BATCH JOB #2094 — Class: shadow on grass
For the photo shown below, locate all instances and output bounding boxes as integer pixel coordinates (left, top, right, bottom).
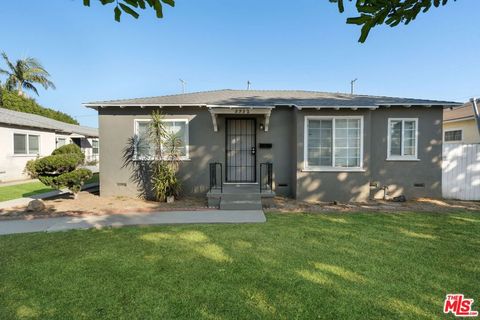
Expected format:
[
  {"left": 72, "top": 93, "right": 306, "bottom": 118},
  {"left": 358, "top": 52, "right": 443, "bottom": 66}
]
[
  {"left": 22, "top": 188, "right": 55, "bottom": 198},
  {"left": 0, "top": 212, "right": 479, "bottom": 319}
]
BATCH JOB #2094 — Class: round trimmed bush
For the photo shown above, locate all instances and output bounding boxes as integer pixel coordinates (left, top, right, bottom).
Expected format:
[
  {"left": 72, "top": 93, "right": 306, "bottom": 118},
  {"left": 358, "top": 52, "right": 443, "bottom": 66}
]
[{"left": 25, "top": 143, "right": 92, "bottom": 198}]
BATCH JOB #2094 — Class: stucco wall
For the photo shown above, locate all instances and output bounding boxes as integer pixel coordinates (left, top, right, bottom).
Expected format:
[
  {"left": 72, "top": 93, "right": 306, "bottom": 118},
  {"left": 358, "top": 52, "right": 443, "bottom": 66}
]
[
  {"left": 443, "top": 119, "right": 480, "bottom": 144},
  {"left": 294, "top": 109, "right": 371, "bottom": 202},
  {"left": 98, "top": 106, "right": 295, "bottom": 198},
  {"left": 293, "top": 106, "right": 443, "bottom": 202},
  {"left": 369, "top": 107, "right": 443, "bottom": 199},
  {"left": 99, "top": 106, "right": 443, "bottom": 202},
  {"left": 0, "top": 125, "right": 57, "bottom": 182}
]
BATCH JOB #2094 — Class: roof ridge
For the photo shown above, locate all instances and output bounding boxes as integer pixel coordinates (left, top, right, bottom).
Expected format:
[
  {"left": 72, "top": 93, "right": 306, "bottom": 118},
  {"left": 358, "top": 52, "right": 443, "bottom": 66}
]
[{"left": 86, "top": 89, "right": 234, "bottom": 104}]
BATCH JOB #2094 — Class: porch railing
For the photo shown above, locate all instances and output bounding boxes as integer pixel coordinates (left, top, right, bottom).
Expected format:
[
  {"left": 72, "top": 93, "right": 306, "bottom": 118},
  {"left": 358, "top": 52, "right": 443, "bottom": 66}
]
[
  {"left": 259, "top": 162, "right": 273, "bottom": 193},
  {"left": 209, "top": 162, "right": 223, "bottom": 193}
]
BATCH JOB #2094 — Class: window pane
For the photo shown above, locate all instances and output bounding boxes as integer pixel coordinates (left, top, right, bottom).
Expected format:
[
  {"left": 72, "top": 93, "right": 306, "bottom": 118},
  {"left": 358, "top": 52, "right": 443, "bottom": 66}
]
[
  {"left": 136, "top": 121, "right": 152, "bottom": 158},
  {"left": 164, "top": 121, "right": 187, "bottom": 157},
  {"left": 14, "top": 134, "right": 26, "bottom": 154},
  {"left": 334, "top": 119, "right": 360, "bottom": 167},
  {"left": 92, "top": 140, "right": 99, "bottom": 154},
  {"left": 28, "top": 135, "right": 39, "bottom": 154},
  {"left": 403, "top": 121, "right": 416, "bottom": 156},
  {"left": 56, "top": 138, "right": 66, "bottom": 148},
  {"left": 308, "top": 120, "right": 332, "bottom": 166},
  {"left": 390, "top": 121, "right": 402, "bottom": 156},
  {"left": 445, "top": 130, "right": 462, "bottom": 142}
]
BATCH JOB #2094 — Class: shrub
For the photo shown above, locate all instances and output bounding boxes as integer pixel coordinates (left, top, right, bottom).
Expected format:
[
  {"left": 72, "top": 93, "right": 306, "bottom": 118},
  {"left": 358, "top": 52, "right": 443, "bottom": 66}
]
[
  {"left": 52, "top": 144, "right": 82, "bottom": 156},
  {"left": 24, "top": 159, "right": 39, "bottom": 178},
  {"left": 54, "top": 169, "right": 93, "bottom": 194},
  {"left": 1, "top": 90, "right": 78, "bottom": 124},
  {"left": 152, "top": 162, "right": 181, "bottom": 202},
  {"left": 24, "top": 144, "right": 92, "bottom": 198},
  {"left": 33, "top": 154, "right": 83, "bottom": 174}
]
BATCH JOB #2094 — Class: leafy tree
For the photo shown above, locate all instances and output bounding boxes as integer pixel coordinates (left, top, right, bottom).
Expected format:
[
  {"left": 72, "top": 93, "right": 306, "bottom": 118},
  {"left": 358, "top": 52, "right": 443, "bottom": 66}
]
[
  {"left": 26, "top": 144, "right": 92, "bottom": 199},
  {"left": 330, "top": 0, "right": 454, "bottom": 42},
  {"left": 1, "top": 90, "right": 79, "bottom": 125},
  {"left": 83, "top": 0, "right": 175, "bottom": 22},
  {"left": 0, "top": 52, "right": 55, "bottom": 96},
  {"left": 83, "top": 0, "right": 454, "bottom": 43}
]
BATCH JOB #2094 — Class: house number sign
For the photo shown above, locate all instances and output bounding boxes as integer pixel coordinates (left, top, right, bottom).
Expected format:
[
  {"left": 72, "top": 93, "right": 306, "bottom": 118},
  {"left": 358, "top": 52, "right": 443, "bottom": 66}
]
[{"left": 234, "top": 109, "right": 250, "bottom": 114}]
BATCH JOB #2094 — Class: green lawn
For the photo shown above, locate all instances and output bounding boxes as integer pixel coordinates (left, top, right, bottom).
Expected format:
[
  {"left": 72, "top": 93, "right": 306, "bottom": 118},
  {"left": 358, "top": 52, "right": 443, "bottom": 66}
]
[
  {"left": 0, "top": 212, "right": 479, "bottom": 319},
  {"left": 0, "top": 173, "right": 99, "bottom": 202}
]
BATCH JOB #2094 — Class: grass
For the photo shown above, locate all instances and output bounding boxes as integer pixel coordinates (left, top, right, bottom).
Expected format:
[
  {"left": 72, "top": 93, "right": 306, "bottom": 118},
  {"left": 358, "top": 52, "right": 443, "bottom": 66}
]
[
  {"left": 0, "top": 173, "right": 99, "bottom": 202},
  {"left": 0, "top": 211, "right": 479, "bottom": 319}
]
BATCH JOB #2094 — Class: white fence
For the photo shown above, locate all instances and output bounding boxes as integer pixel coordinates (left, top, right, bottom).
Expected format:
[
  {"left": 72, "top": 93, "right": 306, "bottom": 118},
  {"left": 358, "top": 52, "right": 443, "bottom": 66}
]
[{"left": 442, "top": 143, "right": 480, "bottom": 200}]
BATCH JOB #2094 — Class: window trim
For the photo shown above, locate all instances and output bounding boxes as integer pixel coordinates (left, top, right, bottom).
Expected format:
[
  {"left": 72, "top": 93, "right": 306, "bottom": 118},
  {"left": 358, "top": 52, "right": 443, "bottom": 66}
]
[
  {"left": 13, "top": 133, "right": 40, "bottom": 156},
  {"left": 387, "top": 118, "right": 419, "bottom": 161},
  {"left": 444, "top": 128, "right": 463, "bottom": 143},
  {"left": 133, "top": 118, "right": 190, "bottom": 161},
  {"left": 303, "top": 115, "right": 364, "bottom": 172},
  {"left": 92, "top": 139, "right": 99, "bottom": 155},
  {"left": 56, "top": 137, "right": 68, "bottom": 148}
]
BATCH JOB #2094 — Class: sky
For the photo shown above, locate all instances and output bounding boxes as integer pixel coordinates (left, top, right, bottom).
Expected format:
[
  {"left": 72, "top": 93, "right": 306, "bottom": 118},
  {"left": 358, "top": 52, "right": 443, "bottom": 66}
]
[{"left": 0, "top": 0, "right": 479, "bottom": 128}]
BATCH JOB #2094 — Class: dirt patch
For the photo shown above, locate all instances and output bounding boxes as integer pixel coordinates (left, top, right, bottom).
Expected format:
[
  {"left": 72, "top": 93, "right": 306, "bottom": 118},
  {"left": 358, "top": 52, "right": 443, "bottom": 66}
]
[
  {"left": 266, "top": 197, "right": 480, "bottom": 214},
  {"left": 0, "top": 191, "right": 209, "bottom": 221}
]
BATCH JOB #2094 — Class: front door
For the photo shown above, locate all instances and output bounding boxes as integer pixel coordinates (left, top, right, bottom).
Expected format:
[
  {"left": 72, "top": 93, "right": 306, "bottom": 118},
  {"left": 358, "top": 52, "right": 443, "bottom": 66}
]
[{"left": 225, "top": 118, "right": 256, "bottom": 182}]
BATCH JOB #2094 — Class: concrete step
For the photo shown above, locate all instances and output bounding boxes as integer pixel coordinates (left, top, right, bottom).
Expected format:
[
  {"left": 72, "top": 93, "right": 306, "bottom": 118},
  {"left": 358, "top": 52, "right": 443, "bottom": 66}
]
[{"left": 219, "top": 194, "right": 263, "bottom": 210}]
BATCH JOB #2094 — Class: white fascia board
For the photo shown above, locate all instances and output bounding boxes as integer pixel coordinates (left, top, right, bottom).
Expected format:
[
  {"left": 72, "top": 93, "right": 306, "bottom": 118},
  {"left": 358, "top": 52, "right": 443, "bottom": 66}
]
[
  {"left": 378, "top": 103, "right": 462, "bottom": 107},
  {"left": 296, "top": 105, "right": 379, "bottom": 110},
  {"left": 82, "top": 103, "right": 207, "bottom": 108}
]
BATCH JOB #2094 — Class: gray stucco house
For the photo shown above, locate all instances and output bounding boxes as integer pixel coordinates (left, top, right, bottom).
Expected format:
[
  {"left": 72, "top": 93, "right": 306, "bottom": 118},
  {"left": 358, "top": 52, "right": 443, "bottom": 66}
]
[{"left": 85, "top": 89, "right": 460, "bottom": 204}]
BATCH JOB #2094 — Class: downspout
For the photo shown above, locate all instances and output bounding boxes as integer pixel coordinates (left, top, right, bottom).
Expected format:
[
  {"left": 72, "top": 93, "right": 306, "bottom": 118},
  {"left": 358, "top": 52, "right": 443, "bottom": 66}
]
[{"left": 470, "top": 98, "right": 480, "bottom": 137}]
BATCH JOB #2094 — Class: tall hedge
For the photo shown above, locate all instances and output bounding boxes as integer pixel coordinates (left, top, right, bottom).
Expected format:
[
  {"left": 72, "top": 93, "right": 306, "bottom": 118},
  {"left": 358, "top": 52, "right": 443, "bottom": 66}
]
[{"left": 1, "top": 90, "right": 78, "bottom": 125}]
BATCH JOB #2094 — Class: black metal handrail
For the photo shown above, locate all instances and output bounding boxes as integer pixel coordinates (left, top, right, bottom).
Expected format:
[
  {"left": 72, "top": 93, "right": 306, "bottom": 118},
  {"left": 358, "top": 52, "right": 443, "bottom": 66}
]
[
  {"left": 259, "top": 162, "right": 273, "bottom": 193},
  {"left": 209, "top": 162, "right": 223, "bottom": 193}
]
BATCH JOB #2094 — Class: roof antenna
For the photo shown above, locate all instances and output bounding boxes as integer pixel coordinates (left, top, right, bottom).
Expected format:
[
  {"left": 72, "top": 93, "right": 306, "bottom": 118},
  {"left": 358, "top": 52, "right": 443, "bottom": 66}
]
[
  {"left": 247, "top": 80, "right": 251, "bottom": 90},
  {"left": 350, "top": 78, "right": 358, "bottom": 95},
  {"left": 179, "top": 79, "right": 186, "bottom": 94}
]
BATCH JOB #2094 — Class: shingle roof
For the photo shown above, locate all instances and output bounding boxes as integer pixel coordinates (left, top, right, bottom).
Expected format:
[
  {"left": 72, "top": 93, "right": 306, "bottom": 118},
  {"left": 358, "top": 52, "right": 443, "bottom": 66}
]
[
  {"left": 85, "top": 89, "right": 461, "bottom": 108},
  {"left": 0, "top": 108, "right": 98, "bottom": 137},
  {"left": 444, "top": 103, "right": 476, "bottom": 122}
]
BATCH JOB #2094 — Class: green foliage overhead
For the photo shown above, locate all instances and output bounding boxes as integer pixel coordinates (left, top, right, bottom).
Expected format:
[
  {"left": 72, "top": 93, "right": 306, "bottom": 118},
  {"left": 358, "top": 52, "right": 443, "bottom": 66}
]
[
  {"left": 83, "top": 0, "right": 175, "bottom": 22},
  {"left": 331, "top": 0, "right": 454, "bottom": 42},
  {"left": 26, "top": 144, "right": 92, "bottom": 197},
  {"left": 83, "top": 0, "right": 454, "bottom": 43},
  {"left": 1, "top": 90, "right": 79, "bottom": 125}
]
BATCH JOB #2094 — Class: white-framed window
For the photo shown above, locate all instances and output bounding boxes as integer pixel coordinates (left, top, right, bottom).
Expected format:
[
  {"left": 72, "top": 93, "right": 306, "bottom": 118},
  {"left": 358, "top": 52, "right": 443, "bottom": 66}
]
[
  {"left": 304, "top": 116, "right": 363, "bottom": 171},
  {"left": 13, "top": 133, "right": 40, "bottom": 155},
  {"left": 444, "top": 129, "right": 462, "bottom": 142},
  {"left": 134, "top": 118, "right": 189, "bottom": 160},
  {"left": 56, "top": 137, "right": 67, "bottom": 148},
  {"left": 387, "top": 118, "right": 418, "bottom": 160},
  {"left": 92, "top": 139, "right": 99, "bottom": 155}
]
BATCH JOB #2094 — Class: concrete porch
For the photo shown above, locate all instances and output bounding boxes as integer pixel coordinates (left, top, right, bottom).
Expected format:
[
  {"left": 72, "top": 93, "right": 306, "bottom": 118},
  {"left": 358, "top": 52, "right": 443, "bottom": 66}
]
[{"left": 207, "top": 184, "right": 275, "bottom": 210}]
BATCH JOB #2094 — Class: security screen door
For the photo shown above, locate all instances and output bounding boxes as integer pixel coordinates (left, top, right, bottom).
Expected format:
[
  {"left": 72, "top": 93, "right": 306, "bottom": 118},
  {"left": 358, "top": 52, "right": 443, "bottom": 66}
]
[{"left": 225, "top": 118, "right": 256, "bottom": 182}]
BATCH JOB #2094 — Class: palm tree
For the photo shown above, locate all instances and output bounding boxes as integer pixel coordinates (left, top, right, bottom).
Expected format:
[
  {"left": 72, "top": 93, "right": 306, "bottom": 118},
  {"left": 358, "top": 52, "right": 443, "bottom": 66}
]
[{"left": 0, "top": 52, "right": 55, "bottom": 96}]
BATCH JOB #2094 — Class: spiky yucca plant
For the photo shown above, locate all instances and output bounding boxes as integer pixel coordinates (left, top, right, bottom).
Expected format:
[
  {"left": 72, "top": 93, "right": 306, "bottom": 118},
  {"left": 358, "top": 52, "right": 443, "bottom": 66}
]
[{"left": 148, "top": 110, "right": 182, "bottom": 202}]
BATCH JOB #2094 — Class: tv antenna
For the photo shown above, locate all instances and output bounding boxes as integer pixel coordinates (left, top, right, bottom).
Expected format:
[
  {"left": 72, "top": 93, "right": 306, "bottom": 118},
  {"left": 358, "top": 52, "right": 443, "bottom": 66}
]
[
  {"left": 350, "top": 78, "right": 358, "bottom": 95},
  {"left": 179, "top": 79, "right": 186, "bottom": 93}
]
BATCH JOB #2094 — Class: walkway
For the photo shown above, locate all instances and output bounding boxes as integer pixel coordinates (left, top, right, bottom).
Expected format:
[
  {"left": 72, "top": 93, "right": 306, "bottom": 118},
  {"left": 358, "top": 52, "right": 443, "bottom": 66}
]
[
  {"left": 0, "top": 210, "right": 266, "bottom": 235},
  {"left": 0, "top": 182, "right": 99, "bottom": 210}
]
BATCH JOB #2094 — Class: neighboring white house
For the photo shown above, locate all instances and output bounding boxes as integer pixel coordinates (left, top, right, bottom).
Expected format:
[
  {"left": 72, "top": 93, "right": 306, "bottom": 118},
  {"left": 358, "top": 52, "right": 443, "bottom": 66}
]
[
  {"left": 443, "top": 103, "right": 480, "bottom": 144},
  {"left": 0, "top": 108, "right": 99, "bottom": 182}
]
